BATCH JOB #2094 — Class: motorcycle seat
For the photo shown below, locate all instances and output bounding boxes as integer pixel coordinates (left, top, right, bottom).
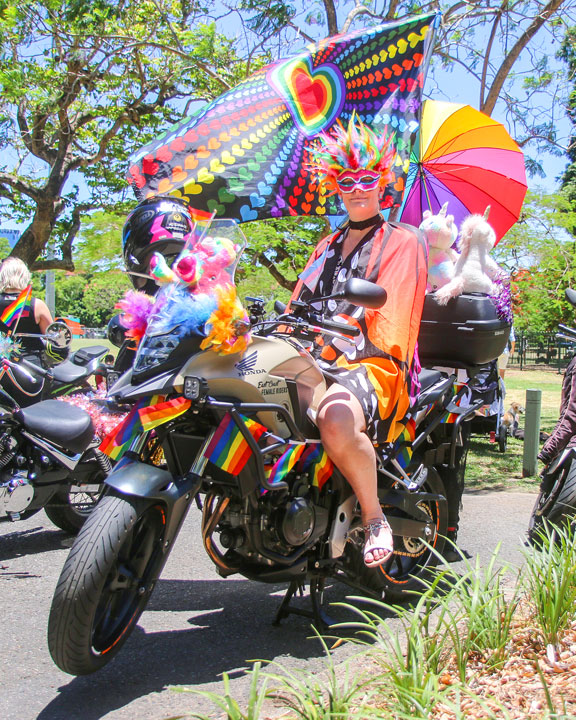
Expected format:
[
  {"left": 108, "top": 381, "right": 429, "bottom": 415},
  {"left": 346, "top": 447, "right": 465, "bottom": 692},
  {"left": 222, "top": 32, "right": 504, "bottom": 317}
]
[
  {"left": 15, "top": 399, "right": 94, "bottom": 454},
  {"left": 71, "top": 345, "right": 109, "bottom": 366},
  {"left": 51, "top": 361, "right": 89, "bottom": 383}
]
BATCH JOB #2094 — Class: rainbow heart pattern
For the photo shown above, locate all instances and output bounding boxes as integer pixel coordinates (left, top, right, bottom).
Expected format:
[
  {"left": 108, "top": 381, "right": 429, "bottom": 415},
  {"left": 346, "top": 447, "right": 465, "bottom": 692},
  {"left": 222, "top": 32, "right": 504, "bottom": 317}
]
[
  {"left": 267, "top": 56, "right": 345, "bottom": 137},
  {"left": 127, "top": 12, "right": 440, "bottom": 222}
]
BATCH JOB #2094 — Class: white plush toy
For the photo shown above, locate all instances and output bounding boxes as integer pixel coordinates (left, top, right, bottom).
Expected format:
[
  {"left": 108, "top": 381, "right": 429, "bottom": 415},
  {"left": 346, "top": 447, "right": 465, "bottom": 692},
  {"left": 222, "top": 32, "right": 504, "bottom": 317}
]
[
  {"left": 435, "top": 206, "right": 501, "bottom": 306},
  {"left": 419, "top": 202, "right": 458, "bottom": 292}
]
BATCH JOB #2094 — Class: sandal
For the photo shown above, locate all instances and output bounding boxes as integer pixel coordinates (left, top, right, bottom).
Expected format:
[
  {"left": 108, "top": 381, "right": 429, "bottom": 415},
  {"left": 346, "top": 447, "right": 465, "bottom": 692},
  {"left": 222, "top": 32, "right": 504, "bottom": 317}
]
[{"left": 363, "top": 518, "right": 394, "bottom": 568}]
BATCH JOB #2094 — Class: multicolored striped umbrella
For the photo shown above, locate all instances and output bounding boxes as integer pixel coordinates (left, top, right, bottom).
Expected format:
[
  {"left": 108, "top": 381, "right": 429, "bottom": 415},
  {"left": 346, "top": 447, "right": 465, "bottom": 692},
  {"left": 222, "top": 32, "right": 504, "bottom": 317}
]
[
  {"left": 126, "top": 12, "right": 440, "bottom": 221},
  {"left": 399, "top": 100, "right": 527, "bottom": 243}
]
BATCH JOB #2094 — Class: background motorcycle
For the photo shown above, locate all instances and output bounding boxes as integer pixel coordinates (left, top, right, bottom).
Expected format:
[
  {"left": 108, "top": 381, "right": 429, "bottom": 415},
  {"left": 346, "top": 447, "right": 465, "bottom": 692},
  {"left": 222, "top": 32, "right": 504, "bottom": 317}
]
[
  {"left": 528, "top": 288, "right": 576, "bottom": 542},
  {"left": 2, "top": 322, "right": 111, "bottom": 406},
  {"left": 0, "top": 326, "right": 111, "bottom": 533},
  {"left": 47, "top": 220, "right": 479, "bottom": 675}
]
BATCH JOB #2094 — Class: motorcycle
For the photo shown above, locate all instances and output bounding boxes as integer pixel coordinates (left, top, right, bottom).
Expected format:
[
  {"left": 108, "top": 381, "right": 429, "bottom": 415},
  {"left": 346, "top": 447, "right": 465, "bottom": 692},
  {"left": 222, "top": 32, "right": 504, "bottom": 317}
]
[
  {"left": 0, "top": 325, "right": 111, "bottom": 533},
  {"left": 3, "top": 321, "right": 111, "bottom": 406},
  {"left": 47, "top": 219, "right": 481, "bottom": 675},
  {"left": 527, "top": 288, "right": 576, "bottom": 543}
]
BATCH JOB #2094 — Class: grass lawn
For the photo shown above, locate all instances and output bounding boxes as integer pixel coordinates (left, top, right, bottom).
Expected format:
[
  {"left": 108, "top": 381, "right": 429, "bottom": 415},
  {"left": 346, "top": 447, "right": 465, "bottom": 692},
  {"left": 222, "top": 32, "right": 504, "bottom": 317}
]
[
  {"left": 465, "top": 368, "right": 563, "bottom": 494},
  {"left": 70, "top": 336, "right": 116, "bottom": 355}
]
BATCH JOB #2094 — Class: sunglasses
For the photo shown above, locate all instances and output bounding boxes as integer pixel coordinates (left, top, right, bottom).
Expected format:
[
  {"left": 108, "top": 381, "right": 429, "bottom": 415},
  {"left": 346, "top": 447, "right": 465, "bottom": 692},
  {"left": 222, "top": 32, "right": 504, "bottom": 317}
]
[{"left": 336, "top": 174, "right": 381, "bottom": 193}]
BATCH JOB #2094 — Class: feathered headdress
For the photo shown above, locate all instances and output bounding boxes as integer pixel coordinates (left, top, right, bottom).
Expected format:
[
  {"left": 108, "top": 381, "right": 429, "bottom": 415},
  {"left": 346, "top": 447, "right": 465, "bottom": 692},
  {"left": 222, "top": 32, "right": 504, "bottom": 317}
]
[{"left": 307, "top": 113, "right": 396, "bottom": 195}]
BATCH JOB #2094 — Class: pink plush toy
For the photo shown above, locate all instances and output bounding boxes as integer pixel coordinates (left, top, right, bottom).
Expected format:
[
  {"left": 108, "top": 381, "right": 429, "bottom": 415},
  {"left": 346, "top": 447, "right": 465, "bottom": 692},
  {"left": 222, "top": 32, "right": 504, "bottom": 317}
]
[
  {"left": 435, "top": 207, "right": 501, "bottom": 306},
  {"left": 419, "top": 202, "right": 458, "bottom": 292},
  {"left": 194, "top": 236, "right": 240, "bottom": 294}
]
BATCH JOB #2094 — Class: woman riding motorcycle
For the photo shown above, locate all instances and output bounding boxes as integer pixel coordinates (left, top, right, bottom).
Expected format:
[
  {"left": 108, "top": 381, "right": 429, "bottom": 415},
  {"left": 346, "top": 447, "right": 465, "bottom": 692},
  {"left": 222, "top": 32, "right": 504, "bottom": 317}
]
[{"left": 290, "top": 115, "right": 427, "bottom": 567}]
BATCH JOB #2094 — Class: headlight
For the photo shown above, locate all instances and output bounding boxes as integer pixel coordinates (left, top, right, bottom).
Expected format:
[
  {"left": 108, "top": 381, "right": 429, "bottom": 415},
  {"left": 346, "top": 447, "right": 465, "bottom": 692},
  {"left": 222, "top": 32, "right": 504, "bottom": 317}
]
[{"left": 134, "top": 330, "right": 181, "bottom": 372}]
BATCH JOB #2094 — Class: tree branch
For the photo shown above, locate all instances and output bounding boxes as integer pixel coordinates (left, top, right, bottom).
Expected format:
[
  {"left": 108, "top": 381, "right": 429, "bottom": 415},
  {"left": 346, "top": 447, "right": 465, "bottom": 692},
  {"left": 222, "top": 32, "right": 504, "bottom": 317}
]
[
  {"left": 482, "top": 0, "right": 566, "bottom": 116},
  {"left": 255, "top": 251, "right": 296, "bottom": 291},
  {"left": 0, "top": 172, "right": 41, "bottom": 201},
  {"left": 322, "top": 0, "right": 338, "bottom": 35}
]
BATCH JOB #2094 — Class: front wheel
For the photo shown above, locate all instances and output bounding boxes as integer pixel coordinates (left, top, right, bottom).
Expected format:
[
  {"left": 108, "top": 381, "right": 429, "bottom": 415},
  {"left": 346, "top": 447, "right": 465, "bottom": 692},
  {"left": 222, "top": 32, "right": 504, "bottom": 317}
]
[
  {"left": 48, "top": 493, "right": 167, "bottom": 675},
  {"left": 528, "top": 458, "right": 576, "bottom": 544}
]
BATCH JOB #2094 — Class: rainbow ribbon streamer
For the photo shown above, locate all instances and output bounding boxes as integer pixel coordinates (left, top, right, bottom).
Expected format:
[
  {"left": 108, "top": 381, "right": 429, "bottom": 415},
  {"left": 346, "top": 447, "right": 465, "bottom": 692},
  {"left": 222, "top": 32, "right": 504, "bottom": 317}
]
[
  {"left": 267, "top": 443, "right": 333, "bottom": 491},
  {"left": 0, "top": 285, "right": 32, "bottom": 329},
  {"left": 138, "top": 396, "right": 191, "bottom": 431},
  {"left": 203, "top": 413, "right": 268, "bottom": 476},
  {"left": 100, "top": 394, "right": 162, "bottom": 460}
]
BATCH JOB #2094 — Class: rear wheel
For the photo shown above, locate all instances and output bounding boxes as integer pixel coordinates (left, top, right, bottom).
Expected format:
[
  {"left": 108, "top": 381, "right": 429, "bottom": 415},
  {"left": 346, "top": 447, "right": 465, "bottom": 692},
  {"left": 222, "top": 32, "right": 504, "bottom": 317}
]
[
  {"left": 48, "top": 493, "right": 167, "bottom": 675},
  {"left": 44, "top": 449, "right": 110, "bottom": 534},
  {"left": 343, "top": 468, "right": 448, "bottom": 602}
]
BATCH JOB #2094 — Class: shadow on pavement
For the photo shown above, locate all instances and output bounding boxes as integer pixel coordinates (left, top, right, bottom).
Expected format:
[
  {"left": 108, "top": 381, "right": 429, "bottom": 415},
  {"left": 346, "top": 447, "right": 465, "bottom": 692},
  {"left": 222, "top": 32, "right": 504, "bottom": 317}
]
[
  {"left": 37, "top": 577, "right": 390, "bottom": 720},
  {"left": 0, "top": 523, "right": 70, "bottom": 561}
]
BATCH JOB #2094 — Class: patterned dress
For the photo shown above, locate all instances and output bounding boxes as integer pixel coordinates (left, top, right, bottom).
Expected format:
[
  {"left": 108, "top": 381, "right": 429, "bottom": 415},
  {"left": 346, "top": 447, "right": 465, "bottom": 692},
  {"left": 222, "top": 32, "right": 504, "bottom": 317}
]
[{"left": 291, "top": 218, "right": 428, "bottom": 444}]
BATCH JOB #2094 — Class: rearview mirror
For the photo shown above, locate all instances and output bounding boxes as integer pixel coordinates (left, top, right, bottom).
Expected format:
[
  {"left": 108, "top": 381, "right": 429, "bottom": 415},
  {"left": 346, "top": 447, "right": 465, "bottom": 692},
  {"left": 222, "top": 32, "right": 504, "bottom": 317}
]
[
  {"left": 341, "top": 278, "right": 387, "bottom": 309},
  {"left": 45, "top": 322, "right": 72, "bottom": 349}
]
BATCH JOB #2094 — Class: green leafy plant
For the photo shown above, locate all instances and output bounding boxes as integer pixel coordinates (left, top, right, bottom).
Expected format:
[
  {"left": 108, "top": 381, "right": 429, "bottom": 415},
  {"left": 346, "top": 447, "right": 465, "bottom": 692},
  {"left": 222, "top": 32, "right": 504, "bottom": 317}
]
[
  {"left": 264, "top": 630, "right": 378, "bottom": 720},
  {"left": 522, "top": 522, "right": 576, "bottom": 648},
  {"left": 170, "top": 661, "right": 269, "bottom": 720}
]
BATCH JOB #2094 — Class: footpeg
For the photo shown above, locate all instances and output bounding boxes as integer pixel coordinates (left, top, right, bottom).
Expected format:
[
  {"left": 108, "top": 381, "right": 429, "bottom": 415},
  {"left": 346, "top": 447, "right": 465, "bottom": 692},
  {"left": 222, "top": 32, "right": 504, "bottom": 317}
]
[{"left": 406, "top": 464, "right": 428, "bottom": 491}]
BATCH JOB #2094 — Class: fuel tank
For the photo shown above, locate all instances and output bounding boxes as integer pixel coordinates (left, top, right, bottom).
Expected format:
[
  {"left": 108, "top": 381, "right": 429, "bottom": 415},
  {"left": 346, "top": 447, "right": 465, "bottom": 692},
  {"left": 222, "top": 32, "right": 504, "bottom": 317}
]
[{"left": 175, "top": 335, "right": 326, "bottom": 437}]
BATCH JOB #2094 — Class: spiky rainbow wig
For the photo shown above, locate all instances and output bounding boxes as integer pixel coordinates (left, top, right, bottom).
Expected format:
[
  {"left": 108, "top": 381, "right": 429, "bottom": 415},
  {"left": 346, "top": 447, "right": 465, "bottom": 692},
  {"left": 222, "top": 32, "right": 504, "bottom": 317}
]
[{"left": 308, "top": 113, "right": 396, "bottom": 194}]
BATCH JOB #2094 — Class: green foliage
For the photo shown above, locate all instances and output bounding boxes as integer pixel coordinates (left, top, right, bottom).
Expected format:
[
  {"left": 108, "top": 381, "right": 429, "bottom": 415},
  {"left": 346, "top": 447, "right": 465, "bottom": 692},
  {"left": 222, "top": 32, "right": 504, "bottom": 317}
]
[
  {"left": 82, "top": 272, "right": 131, "bottom": 326},
  {"left": 73, "top": 210, "right": 125, "bottom": 272},
  {"left": 494, "top": 190, "right": 576, "bottom": 332},
  {"left": 54, "top": 270, "right": 130, "bottom": 326},
  {"left": 174, "top": 661, "right": 270, "bottom": 720},
  {"left": 240, "top": 216, "right": 329, "bottom": 293},
  {"left": 0, "top": 1, "right": 248, "bottom": 266},
  {"left": 522, "top": 522, "right": 576, "bottom": 648}
]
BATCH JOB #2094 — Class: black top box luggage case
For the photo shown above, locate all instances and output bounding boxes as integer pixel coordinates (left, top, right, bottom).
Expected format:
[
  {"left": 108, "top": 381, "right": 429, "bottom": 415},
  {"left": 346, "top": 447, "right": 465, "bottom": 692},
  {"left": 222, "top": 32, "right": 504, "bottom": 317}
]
[{"left": 417, "top": 292, "right": 511, "bottom": 368}]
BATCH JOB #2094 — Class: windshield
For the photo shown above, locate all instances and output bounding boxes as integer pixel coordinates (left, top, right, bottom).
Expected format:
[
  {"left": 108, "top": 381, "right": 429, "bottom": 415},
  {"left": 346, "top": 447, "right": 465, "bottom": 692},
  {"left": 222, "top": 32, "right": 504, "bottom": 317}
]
[{"left": 133, "top": 218, "right": 251, "bottom": 373}]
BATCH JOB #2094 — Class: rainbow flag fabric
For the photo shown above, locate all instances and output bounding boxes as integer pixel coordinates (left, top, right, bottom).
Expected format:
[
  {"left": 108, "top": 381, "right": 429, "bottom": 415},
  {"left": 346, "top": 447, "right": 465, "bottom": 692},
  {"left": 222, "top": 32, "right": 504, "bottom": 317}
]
[
  {"left": 267, "top": 444, "right": 307, "bottom": 485},
  {"left": 394, "top": 418, "right": 416, "bottom": 469},
  {"left": 138, "top": 396, "right": 191, "bottom": 431},
  {"left": 203, "top": 413, "right": 268, "bottom": 475},
  {"left": 0, "top": 285, "right": 32, "bottom": 329},
  {"left": 266, "top": 443, "right": 333, "bottom": 491},
  {"left": 100, "top": 394, "right": 162, "bottom": 460}
]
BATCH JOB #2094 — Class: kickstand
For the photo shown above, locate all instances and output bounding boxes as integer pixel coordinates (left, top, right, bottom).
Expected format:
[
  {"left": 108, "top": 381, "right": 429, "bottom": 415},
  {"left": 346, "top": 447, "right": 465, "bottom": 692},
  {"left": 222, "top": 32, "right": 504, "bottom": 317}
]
[{"left": 273, "top": 576, "right": 335, "bottom": 628}]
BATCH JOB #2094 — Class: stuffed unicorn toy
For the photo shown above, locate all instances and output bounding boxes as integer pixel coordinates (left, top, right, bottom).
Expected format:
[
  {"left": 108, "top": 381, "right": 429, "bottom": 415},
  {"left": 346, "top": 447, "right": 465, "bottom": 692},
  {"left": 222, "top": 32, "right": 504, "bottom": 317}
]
[
  {"left": 419, "top": 202, "right": 458, "bottom": 292},
  {"left": 435, "top": 207, "right": 501, "bottom": 306}
]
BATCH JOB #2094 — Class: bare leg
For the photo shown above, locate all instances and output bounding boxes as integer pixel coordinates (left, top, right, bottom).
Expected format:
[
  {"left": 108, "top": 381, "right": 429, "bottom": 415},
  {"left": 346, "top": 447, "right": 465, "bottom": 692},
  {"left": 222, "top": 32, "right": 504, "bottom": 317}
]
[{"left": 316, "top": 383, "right": 392, "bottom": 565}]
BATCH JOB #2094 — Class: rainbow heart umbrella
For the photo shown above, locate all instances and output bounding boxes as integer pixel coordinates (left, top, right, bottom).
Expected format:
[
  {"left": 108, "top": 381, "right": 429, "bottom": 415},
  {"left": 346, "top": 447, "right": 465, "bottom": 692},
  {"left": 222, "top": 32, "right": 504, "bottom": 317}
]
[
  {"left": 399, "top": 100, "right": 527, "bottom": 242},
  {"left": 126, "top": 12, "right": 440, "bottom": 222}
]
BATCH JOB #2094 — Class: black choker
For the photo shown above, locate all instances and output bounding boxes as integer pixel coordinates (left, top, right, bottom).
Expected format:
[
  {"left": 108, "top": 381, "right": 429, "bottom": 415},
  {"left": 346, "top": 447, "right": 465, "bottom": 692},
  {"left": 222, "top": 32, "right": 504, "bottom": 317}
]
[{"left": 348, "top": 214, "right": 382, "bottom": 230}]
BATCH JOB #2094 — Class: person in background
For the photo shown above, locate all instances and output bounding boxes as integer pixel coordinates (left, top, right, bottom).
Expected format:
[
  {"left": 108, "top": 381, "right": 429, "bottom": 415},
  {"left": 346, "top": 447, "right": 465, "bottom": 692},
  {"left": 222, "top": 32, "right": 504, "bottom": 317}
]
[
  {"left": 498, "top": 324, "right": 516, "bottom": 379},
  {"left": 0, "top": 257, "right": 53, "bottom": 364},
  {"left": 290, "top": 115, "right": 427, "bottom": 568}
]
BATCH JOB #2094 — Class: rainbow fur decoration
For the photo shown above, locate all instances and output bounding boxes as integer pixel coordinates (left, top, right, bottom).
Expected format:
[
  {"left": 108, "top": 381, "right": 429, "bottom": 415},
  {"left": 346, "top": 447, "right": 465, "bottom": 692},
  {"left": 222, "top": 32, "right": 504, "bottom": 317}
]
[
  {"left": 149, "top": 283, "right": 218, "bottom": 337},
  {"left": 116, "top": 291, "right": 155, "bottom": 345},
  {"left": 308, "top": 112, "right": 396, "bottom": 196},
  {"left": 200, "top": 285, "right": 251, "bottom": 355}
]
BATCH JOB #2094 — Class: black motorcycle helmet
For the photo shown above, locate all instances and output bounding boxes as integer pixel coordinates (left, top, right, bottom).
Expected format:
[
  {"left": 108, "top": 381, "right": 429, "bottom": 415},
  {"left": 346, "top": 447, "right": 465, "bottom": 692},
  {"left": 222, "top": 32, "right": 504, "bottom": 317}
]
[
  {"left": 122, "top": 196, "right": 194, "bottom": 294},
  {"left": 107, "top": 314, "right": 128, "bottom": 348}
]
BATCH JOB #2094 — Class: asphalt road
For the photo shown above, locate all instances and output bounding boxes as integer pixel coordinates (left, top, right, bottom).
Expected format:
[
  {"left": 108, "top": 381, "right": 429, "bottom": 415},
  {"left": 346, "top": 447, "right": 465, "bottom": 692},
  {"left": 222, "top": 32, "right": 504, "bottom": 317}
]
[{"left": 0, "top": 488, "right": 537, "bottom": 720}]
